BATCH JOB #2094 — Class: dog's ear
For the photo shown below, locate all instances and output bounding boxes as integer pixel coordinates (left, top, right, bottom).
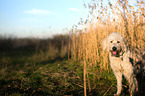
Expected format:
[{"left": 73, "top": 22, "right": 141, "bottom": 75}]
[
  {"left": 122, "top": 37, "right": 128, "bottom": 52},
  {"left": 102, "top": 37, "right": 109, "bottom": 52}
]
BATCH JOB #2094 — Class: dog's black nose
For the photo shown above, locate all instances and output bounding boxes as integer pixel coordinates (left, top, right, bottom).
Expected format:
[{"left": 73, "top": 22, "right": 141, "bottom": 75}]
[{"left": 112, "top": 46, "right": 117, "bottom": 51}]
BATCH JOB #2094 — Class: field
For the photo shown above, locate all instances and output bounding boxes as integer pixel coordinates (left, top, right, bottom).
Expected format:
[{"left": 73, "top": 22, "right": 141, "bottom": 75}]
[
  {"left": 0, "top": 36, "right": 121, "bottom": 96},
  {"left": 0, "top": 34, "right": 135, "bottom": 96},
  {"left": 0, "top": 0, "right": 145, "bottom": 96}
]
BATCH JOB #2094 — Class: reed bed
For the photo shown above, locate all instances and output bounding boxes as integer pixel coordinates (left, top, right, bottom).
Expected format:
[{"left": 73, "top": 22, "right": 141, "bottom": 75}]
[
  {"left": 71, "top": 0, "right": 145, "bottom": 69},
  {"left": 70, "top": 0, "right": 145, "bottom": 95}
]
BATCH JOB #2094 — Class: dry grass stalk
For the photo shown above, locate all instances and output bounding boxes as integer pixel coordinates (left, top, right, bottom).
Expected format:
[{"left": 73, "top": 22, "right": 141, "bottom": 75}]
[{"left": 84, "top": 60, "right": 87, "bottom": 96}]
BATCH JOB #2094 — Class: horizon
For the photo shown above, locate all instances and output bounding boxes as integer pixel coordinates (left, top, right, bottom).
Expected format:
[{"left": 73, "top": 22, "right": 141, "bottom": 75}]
[
  {"left": 0, "top": 0, "right": 137, "bottom": 38},
  {"left": 0, "top": 0, "right": 90, "bottom": 38}
]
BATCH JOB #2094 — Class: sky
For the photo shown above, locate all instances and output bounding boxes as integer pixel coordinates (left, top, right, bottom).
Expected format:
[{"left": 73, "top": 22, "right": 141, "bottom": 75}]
[{"left": 0, "top": 0, "right": 89, "bottom": 38}]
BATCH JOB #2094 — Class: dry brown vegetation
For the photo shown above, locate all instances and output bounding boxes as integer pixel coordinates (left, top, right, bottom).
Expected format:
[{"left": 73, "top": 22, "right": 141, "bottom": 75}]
[
  {"left": 70, "top": 0, "right": 145, "bottom": 95},
  {"left": 71, "top": 0, "right": 145, "bottom": 69}
]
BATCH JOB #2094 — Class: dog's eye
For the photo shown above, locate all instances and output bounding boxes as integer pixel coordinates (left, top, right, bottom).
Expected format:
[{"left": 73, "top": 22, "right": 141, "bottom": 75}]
[
  {"left": 110, "top": 41, "right": 113, "bottom": 43},
  {"left": 117, "top": 41, "right": 120, "bottom": 43}
]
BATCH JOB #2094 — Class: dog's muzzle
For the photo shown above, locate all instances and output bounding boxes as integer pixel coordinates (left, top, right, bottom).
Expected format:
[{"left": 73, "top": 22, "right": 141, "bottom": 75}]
[{"left": 111, "top": 46, "right": 121, "bottom": 57}]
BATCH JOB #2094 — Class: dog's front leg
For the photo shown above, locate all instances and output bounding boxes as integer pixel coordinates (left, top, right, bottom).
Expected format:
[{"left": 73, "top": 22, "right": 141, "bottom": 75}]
[
  {"left": 114, "top": 71, "right": 123, "bottom": 96},
  {"left": 123, "top": 72, "right": 138, "bottom": 96}
]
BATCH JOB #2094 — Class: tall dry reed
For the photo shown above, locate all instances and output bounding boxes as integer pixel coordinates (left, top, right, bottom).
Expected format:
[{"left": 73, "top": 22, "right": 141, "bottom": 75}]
[
  {"left": 71, "top": 0, "right": 145, "bottom": 70},
  {"left": 70, "top": 0, "right": 145, "bottom": 95}
]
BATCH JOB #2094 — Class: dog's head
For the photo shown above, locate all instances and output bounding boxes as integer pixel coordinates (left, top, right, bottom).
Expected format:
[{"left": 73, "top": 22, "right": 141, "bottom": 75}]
[{"left": 102, "top": 32, "right": 128, "bottom": 57}]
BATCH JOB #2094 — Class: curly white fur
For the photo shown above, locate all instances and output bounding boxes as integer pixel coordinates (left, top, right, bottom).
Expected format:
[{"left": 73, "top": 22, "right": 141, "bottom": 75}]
[{"left": 102, "top": 32, "right": 144, "bottom": 96}]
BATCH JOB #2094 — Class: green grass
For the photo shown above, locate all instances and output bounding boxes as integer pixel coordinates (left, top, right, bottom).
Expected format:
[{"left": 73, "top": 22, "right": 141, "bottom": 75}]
[{"left": 0, "top": 42, "right": 130, "bottom": 96}]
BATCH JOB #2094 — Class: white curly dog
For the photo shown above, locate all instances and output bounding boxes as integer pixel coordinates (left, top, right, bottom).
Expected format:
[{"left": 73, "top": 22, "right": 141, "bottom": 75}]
[{"left": 102, "top": 32, "right": 145, "bottom": 96}]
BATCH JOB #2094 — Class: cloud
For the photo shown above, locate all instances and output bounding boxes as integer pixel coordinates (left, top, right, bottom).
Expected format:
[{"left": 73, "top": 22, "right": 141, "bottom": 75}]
[
  {"left": 68, "top": 8, "right": 81, "bottom": 12},
  {"left": 24, "top": 9, "right": 52, "bottom": 15}
]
